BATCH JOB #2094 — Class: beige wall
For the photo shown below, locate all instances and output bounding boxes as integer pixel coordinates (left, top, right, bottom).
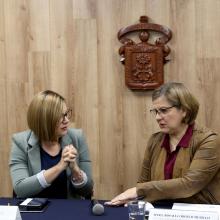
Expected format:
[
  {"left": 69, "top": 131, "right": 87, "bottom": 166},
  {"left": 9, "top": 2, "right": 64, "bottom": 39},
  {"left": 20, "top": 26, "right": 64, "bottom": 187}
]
[{"left": 1, "top": 0, "right": 220, "bottom": 199}]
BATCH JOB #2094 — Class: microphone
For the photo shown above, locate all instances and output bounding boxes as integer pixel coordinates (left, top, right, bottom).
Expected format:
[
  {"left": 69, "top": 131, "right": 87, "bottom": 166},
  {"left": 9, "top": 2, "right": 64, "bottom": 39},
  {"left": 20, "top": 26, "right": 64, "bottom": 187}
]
[{"left": 91, "top": 199, "right": 105, "bottom": 216}]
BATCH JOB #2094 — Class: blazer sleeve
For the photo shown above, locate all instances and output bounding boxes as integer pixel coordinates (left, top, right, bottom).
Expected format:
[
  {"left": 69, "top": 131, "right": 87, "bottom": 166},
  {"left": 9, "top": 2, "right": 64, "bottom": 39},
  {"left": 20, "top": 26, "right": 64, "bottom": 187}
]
[
  {"left": 136, "top": 132, "right": 220, "bottom": 202},
  {"left": 69, "top": 129, "right": 94, "bottom": 198},
  {"left": 137, "top": 134, "right": 156, "bottom": 183},
  {"left": 9, "top": 133, "right": 43, "bottom": 198}
]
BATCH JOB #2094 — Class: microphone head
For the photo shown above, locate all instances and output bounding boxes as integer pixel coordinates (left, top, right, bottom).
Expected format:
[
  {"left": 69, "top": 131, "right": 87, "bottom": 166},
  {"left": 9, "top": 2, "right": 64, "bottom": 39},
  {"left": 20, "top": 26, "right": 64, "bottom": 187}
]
[{"left": 92, "top": 203, "right": 105, "bottom": 215}]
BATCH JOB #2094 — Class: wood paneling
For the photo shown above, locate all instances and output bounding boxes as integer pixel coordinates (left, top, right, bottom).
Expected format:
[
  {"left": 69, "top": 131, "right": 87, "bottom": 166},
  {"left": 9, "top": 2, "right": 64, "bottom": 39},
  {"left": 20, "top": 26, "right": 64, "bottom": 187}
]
[
  {"left": 1, "top": 0, "right": 220, "bottom": 200},
  {"left": 72, "top": 19, "right": 100, "bottom": 197},
  {"left": 28, "top": 0, "right": 50, "bottom": 52}
]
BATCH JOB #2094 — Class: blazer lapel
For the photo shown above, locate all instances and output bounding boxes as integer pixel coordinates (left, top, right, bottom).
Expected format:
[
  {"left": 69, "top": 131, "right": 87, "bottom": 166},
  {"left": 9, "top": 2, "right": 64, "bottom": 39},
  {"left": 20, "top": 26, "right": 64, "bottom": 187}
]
[
  {"left": 27, "top": 132, "right": 42, "bottom": 174},
  {"left": 59, "top": 132, "right": 77, "bottom": 176},
  {"left": 60, "top": 133, "right": 75, "bottom": 149}
]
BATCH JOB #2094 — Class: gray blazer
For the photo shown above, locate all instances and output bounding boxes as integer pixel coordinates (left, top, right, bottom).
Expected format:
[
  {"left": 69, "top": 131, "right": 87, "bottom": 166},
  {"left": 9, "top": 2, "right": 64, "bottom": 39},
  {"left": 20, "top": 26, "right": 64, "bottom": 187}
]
[{"left": 9, "top": 128, "right": 93, "bottom": 198}]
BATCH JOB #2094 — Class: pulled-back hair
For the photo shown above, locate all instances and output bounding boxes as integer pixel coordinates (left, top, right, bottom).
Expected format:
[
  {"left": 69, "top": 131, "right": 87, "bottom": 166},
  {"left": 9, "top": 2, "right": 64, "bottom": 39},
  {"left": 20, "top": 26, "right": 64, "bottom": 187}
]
[{"left": 152, "top": 82, "right": 199, "bottom": 124}]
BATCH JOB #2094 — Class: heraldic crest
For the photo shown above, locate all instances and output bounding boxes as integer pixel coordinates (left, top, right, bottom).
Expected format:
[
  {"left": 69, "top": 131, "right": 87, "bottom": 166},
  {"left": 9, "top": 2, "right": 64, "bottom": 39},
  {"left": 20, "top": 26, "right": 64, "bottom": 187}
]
[{"left": 118, "top": 16, "right": 172, "bottom": 90}]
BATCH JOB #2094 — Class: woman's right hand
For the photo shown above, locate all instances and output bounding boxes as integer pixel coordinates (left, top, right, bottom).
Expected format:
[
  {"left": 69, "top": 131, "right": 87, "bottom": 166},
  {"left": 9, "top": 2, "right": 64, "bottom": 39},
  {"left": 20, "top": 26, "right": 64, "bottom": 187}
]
[
  {"left": 105, "top": 187, "right": 138, "bottom": 206},
  {"left": 58, "top": 146, "right": 72, "bottom": 170}
]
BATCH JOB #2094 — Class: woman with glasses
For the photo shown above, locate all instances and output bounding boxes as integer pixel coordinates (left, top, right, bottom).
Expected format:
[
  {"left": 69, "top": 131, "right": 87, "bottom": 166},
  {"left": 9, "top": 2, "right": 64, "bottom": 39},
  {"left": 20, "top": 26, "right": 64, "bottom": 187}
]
[
  {"left": 10, "top": 90, "right": 93, "bottom": 199},
  {"left": 106, "top": 82, "right": 220, "bottom": 205}
]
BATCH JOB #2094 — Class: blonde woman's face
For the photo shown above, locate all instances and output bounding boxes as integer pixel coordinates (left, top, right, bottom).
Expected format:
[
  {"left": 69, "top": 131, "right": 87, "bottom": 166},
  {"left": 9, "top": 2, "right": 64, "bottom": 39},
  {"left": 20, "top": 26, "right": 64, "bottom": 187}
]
[{"left": 56, "top": 104, "right": 71, "bottom": 138}]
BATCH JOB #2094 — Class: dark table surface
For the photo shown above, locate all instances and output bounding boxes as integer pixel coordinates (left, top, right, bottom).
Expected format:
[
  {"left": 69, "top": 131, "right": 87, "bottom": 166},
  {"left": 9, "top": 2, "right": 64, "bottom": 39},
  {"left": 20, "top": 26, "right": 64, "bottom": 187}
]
[{"left": 0, "top": 198, "right": 129, "bottom": 220}]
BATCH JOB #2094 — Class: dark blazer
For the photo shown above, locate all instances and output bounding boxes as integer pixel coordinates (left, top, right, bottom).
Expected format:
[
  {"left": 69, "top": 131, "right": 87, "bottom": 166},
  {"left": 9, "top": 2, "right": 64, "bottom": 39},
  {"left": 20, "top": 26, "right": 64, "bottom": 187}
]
[
  {"left": 137, "top": 124, "right": 220, "bottom": 204},
  {"left": 9, "top": 128, "right": 93, "bottom": 198}
]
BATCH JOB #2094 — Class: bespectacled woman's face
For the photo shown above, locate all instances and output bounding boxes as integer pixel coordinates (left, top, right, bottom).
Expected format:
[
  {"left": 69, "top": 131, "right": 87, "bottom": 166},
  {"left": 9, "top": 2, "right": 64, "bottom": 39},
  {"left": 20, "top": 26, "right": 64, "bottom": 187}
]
[
  {"left": 56, "top": 105, "right": 72, "bottom": 138},
  {"left": 152, "top": 95, "right": 186, "bottom": 135}
]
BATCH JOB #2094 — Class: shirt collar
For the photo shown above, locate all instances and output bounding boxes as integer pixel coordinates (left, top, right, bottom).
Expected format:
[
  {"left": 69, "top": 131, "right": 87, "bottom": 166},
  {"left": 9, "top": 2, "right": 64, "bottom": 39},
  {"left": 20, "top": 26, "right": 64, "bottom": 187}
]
[{"left": 162, "top": 123, "right": 194, "bottom": 151}]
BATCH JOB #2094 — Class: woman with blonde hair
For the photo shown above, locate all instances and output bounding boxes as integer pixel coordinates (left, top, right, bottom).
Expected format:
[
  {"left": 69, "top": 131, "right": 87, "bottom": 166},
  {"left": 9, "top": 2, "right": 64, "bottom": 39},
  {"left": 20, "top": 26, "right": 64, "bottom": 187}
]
[{"left": 10, "top": 90, "right": 93, "bottom": 199}]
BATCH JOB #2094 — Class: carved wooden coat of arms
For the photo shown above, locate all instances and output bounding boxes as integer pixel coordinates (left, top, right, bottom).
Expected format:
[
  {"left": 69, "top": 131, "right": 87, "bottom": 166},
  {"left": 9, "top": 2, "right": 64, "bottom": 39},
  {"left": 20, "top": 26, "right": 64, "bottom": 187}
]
[{"left": 118, "top": 16, "right": 172, "bottom": 90}]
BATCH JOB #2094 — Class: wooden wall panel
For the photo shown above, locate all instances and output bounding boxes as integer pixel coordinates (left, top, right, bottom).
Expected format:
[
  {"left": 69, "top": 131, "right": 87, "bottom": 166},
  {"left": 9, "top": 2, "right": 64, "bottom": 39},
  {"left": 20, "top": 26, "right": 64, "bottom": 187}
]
[
  {"left": 72, "top": 0, "right": 96, "bottom": 19},
  {"left": 28, "top": 0, "right": 50, "bottom": 52},
  {"left": 0, "top": 0, "right": 6, "bottom": 81},
  {"left": 1, "top": 0, "right": 220, "bottom": 200},
  {"left": 0, "top": 79, "right": 10, "bottom": 194},
  {"left": 4, "top": 0, "right": 29, "bottom": 82},
  {"left": 118, "top": 0, "right": 149, "bottom": 191},
  {"left": 49, "top": 0, "right": 74, "bottom": 97},
  {"left": 196, "top": 0, "right": 220, "bottom": 58},
  {"left": 28, "top": 52, "right": 50, "bottom": 93},
  {"left": 96, "top": 0, "right": 124, "bottom": 198},
  {"left": 196, "top": 58, "right": 220, "bottom": 131},
  {"left": 72, "top": 19, "right": 100, "bottom": 198}
]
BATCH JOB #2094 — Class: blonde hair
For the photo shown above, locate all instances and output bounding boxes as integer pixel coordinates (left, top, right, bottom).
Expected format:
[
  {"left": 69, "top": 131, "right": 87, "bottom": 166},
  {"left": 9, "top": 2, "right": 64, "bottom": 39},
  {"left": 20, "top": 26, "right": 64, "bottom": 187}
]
[
  {"left": 27, "top": 90, "right": 66, "bottom": 141},
  {"left": 152, "top": 82, "right": 199, "bottom": 124}
]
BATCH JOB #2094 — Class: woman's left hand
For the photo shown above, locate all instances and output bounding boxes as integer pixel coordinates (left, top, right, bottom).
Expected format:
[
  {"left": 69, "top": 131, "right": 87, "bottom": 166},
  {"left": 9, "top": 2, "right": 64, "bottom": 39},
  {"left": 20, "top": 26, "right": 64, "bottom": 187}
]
[
  {"left": 105, "top": 187, "right": 137, "bottom": 206},
  {"left": 65, "top": 145, "right": 84, "bottom": 182},
  {"left": 64, "top": 145, "right": 77, "bottom": 164}
]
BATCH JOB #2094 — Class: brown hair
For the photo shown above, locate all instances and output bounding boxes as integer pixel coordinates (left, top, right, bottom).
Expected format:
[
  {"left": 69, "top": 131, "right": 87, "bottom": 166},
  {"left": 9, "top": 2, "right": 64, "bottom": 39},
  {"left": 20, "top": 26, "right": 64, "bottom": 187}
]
[
  {"left": 152, "top": 82, "right": 199, "bottom": 124},
  {"left": 27, "top": 90, "right": 66, "bottom": 141}
]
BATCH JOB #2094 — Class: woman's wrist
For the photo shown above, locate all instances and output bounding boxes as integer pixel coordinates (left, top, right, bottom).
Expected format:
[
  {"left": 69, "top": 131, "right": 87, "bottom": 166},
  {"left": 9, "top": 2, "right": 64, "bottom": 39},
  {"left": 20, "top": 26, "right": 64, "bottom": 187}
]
[
  {"left": 70, "top": 162, "right": 80, "bottom": 173},
  {"left": 69, "top": 162, "right": 86, "bottom": 183},
  {"left": 57, "top": 160, "right": 68, "bottom": 172},
  {"left": 72, "top": 170, "right": 83, "bottom": 182},
  {"left": 71, "top": 170, "right": 88, "bottom": 188},
  {"left": 37, "top": 170, "right": 51, "bottom": 188},
  {"left": 71, "top": 163, "right": 83, "bottom": 182}
]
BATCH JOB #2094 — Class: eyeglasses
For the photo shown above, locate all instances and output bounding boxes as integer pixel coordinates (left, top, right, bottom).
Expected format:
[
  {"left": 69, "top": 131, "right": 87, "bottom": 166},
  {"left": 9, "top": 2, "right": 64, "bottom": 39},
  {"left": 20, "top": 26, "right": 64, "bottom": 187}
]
[
  {"left": 61, "top": 109, "right": 72, "bottom": 122},
  {"left": 150, "top": 106, "right": 176, "bottom": 117}
]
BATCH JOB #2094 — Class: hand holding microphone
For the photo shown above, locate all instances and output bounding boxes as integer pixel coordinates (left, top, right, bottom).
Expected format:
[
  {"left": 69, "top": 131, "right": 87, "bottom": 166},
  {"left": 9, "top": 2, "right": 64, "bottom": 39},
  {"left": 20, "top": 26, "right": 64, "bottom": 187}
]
[{"left": 91, "top": 199, "right": 105, "bottom": 216}]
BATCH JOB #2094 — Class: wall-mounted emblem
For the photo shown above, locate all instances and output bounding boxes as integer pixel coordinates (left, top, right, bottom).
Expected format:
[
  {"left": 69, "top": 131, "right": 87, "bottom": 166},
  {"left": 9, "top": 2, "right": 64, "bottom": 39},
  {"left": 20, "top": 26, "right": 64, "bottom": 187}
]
[{"left": 118, "top": 16, "right": 172, "bottom": 90}]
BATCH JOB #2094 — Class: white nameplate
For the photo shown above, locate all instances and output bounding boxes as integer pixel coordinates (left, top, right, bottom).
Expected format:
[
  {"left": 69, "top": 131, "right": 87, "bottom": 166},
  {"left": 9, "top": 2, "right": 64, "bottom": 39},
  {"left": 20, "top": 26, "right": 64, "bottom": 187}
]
[
  {"left": 173, "top": 203, "right": 220, "bottom": 217},
  {"left": 0, "top": 206, "right": 22, "bottom": 220},
  {"left": 149, "top": 208, "right": 218, "bottom": 220}
]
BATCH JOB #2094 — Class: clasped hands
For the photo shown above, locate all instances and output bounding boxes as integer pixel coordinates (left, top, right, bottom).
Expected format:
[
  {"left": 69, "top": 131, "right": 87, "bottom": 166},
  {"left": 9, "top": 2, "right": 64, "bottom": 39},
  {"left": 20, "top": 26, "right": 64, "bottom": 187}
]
[
  {"left": 60, "top": 145, "right": 83, "bottom": 182},
  {"left": 59, "top": 144, "right": 77, "bottom": 167}
]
